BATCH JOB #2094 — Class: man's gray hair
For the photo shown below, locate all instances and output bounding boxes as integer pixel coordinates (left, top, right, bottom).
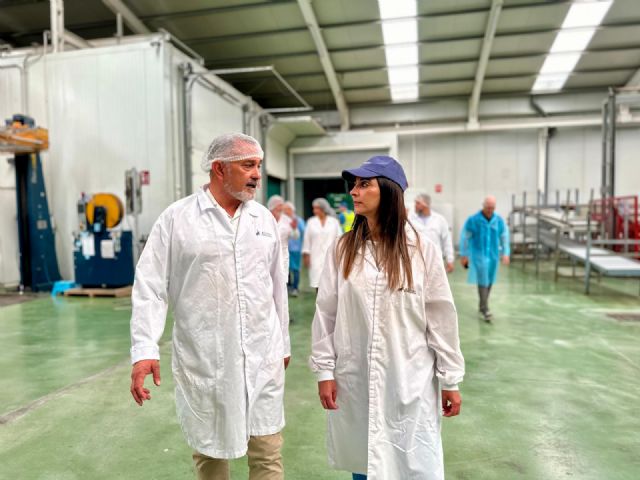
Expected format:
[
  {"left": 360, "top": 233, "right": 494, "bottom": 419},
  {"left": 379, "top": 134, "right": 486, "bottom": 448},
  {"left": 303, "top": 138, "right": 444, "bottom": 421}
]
[
  {"left": 415, "top": 193, "right": 431, "bottom": 206},
  {"left": 201, "top": 133, "right": 264, "bottom": 172}
]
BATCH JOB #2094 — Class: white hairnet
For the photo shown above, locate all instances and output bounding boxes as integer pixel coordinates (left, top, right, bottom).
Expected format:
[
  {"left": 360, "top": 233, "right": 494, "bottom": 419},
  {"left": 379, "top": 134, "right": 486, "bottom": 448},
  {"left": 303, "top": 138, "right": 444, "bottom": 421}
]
[
  {"left": 415, "top": 193, "right": 431, "bottom": 206},
  {"left": 201, "top": 133, "right": 264, "bottom": 172},
  {"left": 267, "top": 195, "right": 284, "bottom": 211},
  {"left": 312, "top": 198, "right": 335, "bottom": 217},
  {"left": 284, "top": 201, "right": 296, "bottom": 212}
]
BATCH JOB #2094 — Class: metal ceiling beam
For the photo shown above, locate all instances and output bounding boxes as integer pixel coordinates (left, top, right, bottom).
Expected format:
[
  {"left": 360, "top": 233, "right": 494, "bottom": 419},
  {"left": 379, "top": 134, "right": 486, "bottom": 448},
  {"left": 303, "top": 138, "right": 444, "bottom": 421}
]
[
  {"left": 468, "top": 0, "right": 503, "bottom": 126},
  {"left": 183, "top": 20, "right": 640, "bottom": 49},
  {"left": 625, "top": 69, "right": 640, "bottom": 87},
  {"left": 240, "top": 67, "right": 635, "bottom": 96},
  {"left": 296, "top": 0, "right": 349, "bottom": 130},
  {"left": 101, "top": 0, "right": 150, "bottom": 34},
  {"left": 63, "top": 29, "right": 93, "bottom": 49},
  {"left": 204, "top": 45, "right": 640, "bottom": 70},
  {"left": 138, "top": 0, "right": 569, "bottom": 25},
  {"left": 140, "top": 0, "right": 296, "bottom": 23}
]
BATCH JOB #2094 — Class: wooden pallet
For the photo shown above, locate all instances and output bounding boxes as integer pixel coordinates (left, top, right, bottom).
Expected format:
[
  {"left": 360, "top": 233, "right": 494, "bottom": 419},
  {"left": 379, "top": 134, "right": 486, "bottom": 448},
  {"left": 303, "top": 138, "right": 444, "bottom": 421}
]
[{"left": 63, "top": 286, "right": 132, "bottom": 298}]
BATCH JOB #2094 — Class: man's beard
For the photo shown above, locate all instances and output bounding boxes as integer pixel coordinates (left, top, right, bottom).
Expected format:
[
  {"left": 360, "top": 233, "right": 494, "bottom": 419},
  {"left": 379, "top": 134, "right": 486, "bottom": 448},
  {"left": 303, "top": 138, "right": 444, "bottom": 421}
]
[{"left": 224, "top": 180, "right": 260, "bottom": 202}]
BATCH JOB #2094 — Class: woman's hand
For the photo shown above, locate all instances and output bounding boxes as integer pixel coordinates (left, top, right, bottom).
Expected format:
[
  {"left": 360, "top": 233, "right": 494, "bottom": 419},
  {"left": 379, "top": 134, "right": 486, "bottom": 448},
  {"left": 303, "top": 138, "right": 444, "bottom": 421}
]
[{"left": 318, "top": 380, "right": 338, "bottom": 410}]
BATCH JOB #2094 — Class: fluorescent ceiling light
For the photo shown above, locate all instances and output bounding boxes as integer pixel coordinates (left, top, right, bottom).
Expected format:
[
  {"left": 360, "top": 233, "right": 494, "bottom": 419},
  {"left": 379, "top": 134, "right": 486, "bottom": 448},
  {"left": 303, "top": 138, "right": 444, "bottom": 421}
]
[
  {"left": 388, "top": 66, "right": 419, "bottom": 85},
  {"left": 531, "top": 1, "right": 612, "bottom": 94},
  {"left": 539, "top": 53, "right": 581, "bottom": 74},
  {"left": 391, "top": 85, "right": 419, "bottom": 101},
  {"left": 378, "top": 0, "right": 416, "bottom": 19},
  {"left": 550, "top": 29, "right": 596, "bottom": 53},
  {"left": 532, "top": 73, "right": 570, "bottom": 92},
  {"left": 562, "top": 1, "right": 613, "bottom": 28},
  {"left": 381, "top": 19, "right": 418, "bottom": 44},
  {"left": 384, "top": 44, "right": 418, "bottom": 67},
  {"left": 378, "top": 0, "right": 419, "bottom": 103}
]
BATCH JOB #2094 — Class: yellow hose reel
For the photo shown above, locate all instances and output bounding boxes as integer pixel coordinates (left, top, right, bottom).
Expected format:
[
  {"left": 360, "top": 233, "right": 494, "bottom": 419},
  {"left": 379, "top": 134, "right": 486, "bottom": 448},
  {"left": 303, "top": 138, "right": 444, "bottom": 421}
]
[{"left": 85, "top": 193, "right": 124, "bottom": 229}]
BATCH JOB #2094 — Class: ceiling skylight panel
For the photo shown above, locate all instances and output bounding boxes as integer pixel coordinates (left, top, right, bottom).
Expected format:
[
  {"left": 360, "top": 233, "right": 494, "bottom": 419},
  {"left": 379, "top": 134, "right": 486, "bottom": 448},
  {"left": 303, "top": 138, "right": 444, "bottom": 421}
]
[
  {"left": 378, "top": 0, "right": 419, "bottom": 103},
  {"left": 531, "top": 0, "right": 613, "bottom": 93},
  {"left": 388, "top": 66, "right": 419, "bottom": 86},
  {"left": 384, "top": 44, "right": 419, "bottom": 67},
  {"left": 378, "top": 0, "right": 416, "bottom": 19},
  {"left": 550, "top": 29, "right": 596, "bottom": 53},
  {"left": 391, "top": 85, "right": 419, "bottom": 101},
  {"left": 532, "top": 74, "right": 570, "bottom": 92},
  {"left": 562, "top": 1, "right": 613, "bottom": 28},
  {"left": 539, "top": 53, "right": 581, "bottom": 74},
  {"left": 381, "top": 19, "right": 418, "bottom": 44}
]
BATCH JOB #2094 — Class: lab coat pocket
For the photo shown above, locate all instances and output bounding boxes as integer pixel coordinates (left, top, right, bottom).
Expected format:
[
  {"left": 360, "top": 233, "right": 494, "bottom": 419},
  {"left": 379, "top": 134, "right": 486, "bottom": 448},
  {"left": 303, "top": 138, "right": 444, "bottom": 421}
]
[{"left": 175, "top": 380, "right": 220, "bottom": 448}]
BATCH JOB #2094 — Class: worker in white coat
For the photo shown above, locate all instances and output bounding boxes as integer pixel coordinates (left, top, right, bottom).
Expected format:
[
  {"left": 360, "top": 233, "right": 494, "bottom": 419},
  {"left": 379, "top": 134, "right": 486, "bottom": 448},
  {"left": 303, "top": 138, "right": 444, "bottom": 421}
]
[
  {"left": 129, "top": 133, "right": 291, "bottom": 480},
  {"left": 310, "top": 155, "right": 464, "bottom": 480},
  {"left": 302, "top": 198, "right": 341, "bottom": 290},
  {"left": 410, "top": 193, "right": 455, "bottom": 273},
  {"left": 267, "top": 194, "right": 299, "bottom": 279}
]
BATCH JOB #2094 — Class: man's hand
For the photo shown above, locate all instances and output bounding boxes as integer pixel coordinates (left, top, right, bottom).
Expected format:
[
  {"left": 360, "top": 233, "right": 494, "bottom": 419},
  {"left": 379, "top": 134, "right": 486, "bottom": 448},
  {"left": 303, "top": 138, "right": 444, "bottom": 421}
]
[
  {"left": 284, "top": 356, "right": 291, "bottom": 369},
  {"left": 130, "top": 359, "right": 161, "bottom": 406},
  {"left": 303, "top": 253, "right": 310, "bottom": 268},
  {"left": 442, "top": 390, "right": 461, "bottom": 417},
  {"left": 446, "top": 262, "right": 455, "bottom": 273},
  {"left": 290, "top": 218, "right": 297, "bottom": 229},
  {"left": 502, "top": 255, "right": 510, "bottom": 266},
  {"left": 460, "top": 256, "right": 469, "bottom": 268},
  {"left": 318, "top": 380, "right": 338, "bottom": 410}
]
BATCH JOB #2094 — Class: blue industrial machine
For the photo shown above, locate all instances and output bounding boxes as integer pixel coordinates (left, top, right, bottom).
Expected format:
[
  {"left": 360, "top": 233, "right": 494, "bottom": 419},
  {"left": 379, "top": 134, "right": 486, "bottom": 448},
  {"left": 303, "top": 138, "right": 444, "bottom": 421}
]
[
  {"left": 73, "top": 193, "right": 135, "bottom": 287},
  {"left": 2, "top": 114, "right": 61, "bottom": 292}
]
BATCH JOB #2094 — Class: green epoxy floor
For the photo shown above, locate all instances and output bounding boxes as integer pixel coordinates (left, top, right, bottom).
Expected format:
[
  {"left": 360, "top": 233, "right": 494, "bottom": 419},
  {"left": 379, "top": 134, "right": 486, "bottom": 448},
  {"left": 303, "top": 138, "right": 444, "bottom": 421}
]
[{"left": 1, "top": 263, "right": 639, "bottom": 479}]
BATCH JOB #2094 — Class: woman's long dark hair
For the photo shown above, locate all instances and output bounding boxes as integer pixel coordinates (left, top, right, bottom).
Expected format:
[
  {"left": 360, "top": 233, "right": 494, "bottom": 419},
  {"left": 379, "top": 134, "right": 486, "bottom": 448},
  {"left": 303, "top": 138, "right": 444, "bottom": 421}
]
[{"left": 337, "top": 177, "right": 418, "bottom": 291}]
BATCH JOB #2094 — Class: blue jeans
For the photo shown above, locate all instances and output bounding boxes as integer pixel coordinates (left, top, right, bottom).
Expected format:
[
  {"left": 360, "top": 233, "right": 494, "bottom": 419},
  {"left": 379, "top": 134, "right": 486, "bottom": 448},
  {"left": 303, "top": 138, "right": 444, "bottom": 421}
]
[
  {"left": 288, "top": 269, "right": 300, "bottom": 290},
  {"left": 352, "top": 474, "right": 367, "bottom": 480}
]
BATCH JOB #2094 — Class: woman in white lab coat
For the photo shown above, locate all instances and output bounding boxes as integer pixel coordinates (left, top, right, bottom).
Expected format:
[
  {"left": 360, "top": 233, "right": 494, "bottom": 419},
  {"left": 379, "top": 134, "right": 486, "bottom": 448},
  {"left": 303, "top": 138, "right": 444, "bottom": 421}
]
[
  {"left": 309, "top": 155, "right": 465, "bottom": 480},
  {"left": 302, "top": 198, "right": 341, "bottom": 290}
]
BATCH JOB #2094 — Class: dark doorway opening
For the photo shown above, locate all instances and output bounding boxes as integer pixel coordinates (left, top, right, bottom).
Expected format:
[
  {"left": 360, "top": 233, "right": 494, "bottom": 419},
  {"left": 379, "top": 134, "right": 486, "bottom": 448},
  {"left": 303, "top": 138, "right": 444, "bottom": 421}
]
[{"left": 300, "top": 178, "right": 347, "bottom": 219}]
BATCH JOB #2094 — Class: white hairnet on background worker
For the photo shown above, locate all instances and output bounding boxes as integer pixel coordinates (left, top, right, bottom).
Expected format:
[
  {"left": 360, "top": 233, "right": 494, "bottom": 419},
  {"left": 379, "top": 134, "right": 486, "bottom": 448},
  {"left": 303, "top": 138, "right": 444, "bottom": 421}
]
[
  {"left": 302, "top": 198, "right": 341, "bottom": 289},
  {"left": 267, "top": 194, "right": 299, "bottom": 278},
  {"left": 130, "top": 132, "right": 290, "bottom": 469}
]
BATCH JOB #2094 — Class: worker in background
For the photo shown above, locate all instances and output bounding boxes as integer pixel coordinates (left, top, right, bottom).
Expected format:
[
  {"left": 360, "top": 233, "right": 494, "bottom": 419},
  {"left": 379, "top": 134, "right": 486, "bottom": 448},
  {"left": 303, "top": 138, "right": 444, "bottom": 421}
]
[
  {"left": 267, "top": 194, "right": 299, "bottom": 280},
  {"left": 283, "top": 201, "right": 305, "bottom": 297},
  {"left": 302, "top": 198, "right": 342, "bottom": 292},
  {"left": 338, "top": 201, "right": 355, "bottom": 233},
  {"left": 310, "top": 155, "right": 464, "bottom": 480},
  {"left": 129, "top": 133, "right": 290, "bottom": 480},
  {"left": 410, "top": 193, "right": 455, "bottom": 273},
  {"left": 459, "top": 195, "right": 510, "bottom": 322}
]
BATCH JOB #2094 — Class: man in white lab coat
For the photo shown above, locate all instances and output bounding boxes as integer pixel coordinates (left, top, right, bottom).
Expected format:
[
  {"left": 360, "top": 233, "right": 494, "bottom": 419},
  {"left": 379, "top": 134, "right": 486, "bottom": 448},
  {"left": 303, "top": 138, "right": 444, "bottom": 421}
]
[
  {"left": 410, "top": 193, "right": 455, "bottom": 273},
  {"left": 129, "top": 133, "right": 291, "bottom": 480}
]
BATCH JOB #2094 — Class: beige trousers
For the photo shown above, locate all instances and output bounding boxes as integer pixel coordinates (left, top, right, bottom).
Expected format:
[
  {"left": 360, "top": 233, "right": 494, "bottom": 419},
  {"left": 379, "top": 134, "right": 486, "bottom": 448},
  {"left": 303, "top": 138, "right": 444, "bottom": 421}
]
[{"left": 192, "top": 432, "right": 284, "bottom": 480}]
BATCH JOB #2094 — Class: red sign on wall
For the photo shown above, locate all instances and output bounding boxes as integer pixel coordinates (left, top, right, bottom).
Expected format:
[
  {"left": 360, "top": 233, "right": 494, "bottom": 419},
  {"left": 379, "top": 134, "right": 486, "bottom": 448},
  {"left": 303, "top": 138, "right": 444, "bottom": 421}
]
[
  {"left": 435, "top": 183, "right": 442, "bottom": 193},
  {"left": 140, "top": 170, "right": 150, "bottom": 185}
]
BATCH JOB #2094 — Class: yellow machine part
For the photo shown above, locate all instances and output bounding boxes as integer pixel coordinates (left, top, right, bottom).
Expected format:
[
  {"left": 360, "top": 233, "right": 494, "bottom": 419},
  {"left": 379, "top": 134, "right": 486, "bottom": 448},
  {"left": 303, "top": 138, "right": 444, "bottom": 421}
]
[
  {"left": 86, "top": 193, "right": 124, "bottom": 229},
  {"left": 0, "top": 122, "right": 49, "bottom": 153}
]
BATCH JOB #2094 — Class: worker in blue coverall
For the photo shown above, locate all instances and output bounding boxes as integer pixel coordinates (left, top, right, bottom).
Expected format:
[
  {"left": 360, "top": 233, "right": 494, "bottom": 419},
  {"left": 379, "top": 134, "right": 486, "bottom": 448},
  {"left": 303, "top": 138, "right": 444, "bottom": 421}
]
[{"left": 459, "top": 195, "right": 510, "bottom": 322}]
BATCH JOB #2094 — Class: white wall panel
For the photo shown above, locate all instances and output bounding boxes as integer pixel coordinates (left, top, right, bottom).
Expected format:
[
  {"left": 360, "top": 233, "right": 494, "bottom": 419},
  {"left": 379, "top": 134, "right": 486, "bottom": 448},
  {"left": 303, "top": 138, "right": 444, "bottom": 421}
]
[
  {"left": 547, "top": 126, "right": 640, "bottom": 200},
  {"left": 44, "top": 43, "right": 172, "bottom": 279},
  {"left": 189, "top": 81, "right": 244, "bottom": 193},
  {"left": 400, "top": 131, "right": 538, "bottom": 239},
  {"left": 266, "top": 124, "right": 295, "bottom": 181}
]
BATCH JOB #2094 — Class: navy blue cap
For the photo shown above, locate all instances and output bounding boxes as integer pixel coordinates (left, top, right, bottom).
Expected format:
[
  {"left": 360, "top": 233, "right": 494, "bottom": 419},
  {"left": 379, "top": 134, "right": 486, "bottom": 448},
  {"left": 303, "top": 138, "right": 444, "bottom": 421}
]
[{"left": 342, "top": 155, "right": 408, "bottom": 191}]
